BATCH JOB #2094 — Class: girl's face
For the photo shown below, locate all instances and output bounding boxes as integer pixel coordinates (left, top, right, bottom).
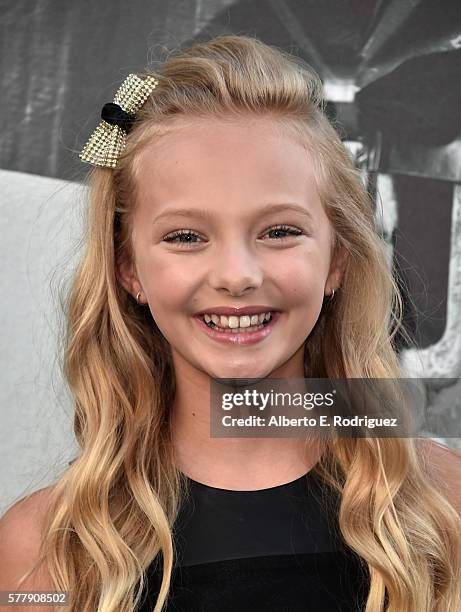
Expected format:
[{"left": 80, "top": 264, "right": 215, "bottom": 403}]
[{"left": 118, "top": 116, "right": 345, "bottom": 380}]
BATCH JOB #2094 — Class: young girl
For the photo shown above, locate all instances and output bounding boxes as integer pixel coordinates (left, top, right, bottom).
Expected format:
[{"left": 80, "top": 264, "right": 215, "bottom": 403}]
[{"left": 1, "top": 34, "right": 461, "bottom": 612}]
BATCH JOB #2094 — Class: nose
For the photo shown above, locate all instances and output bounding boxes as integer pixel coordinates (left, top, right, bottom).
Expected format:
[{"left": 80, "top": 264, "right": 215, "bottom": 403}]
[{"left": 207, "top": 240, "right": 264, "bottom": 296}]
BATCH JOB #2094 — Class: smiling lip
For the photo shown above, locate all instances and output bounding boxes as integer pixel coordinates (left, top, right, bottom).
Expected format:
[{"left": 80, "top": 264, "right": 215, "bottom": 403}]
[
  {"left": 194, "top": 311, "right": 281, "bottom": 345},
  {"left": 194, "top": 305, "right": 280, "bottom": 317}
]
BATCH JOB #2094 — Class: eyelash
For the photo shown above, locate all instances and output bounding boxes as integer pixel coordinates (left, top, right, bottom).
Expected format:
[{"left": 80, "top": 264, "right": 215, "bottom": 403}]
[{"left": 162, "top": 225, "right": 304, "bottom": 247}]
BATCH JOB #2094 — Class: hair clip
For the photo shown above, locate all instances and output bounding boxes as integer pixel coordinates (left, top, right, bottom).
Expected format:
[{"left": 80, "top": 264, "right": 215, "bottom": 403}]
[{"left": 79, "top": 73, "right": 159, "bottom": 168}]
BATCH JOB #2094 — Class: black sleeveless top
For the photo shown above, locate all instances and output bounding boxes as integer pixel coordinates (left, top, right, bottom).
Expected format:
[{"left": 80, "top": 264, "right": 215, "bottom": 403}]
[{"left": 136, "top": 469, "right": 370, "bottom": 611}]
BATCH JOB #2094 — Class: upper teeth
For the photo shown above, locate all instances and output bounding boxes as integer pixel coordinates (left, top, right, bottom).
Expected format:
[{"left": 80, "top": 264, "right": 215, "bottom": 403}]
[{"left": 203, "top": 312, "right": 272, "bottom": 328}]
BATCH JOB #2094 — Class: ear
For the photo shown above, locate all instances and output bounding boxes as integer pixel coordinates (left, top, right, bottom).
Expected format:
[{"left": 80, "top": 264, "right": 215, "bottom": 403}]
[
  {"left": 116, "top": 254, "right": 141, "bottom": 298},
  {"left": 326, "top": 244, "right": 348, "bottom": 293}
]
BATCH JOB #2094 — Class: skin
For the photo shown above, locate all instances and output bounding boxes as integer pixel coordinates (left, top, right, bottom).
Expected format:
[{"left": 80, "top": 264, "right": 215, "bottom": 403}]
[{"left": 118, "top": 115, "right": 347, "bottom": 490}]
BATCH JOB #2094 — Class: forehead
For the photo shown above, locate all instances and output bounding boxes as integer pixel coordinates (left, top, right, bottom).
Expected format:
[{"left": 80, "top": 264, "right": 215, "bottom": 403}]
[{"left": 134, "top": 115, "right": 323, "bottom": 217}]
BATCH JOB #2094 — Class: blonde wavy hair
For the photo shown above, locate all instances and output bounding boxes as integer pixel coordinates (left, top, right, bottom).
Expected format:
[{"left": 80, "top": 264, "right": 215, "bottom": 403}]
[{"left": 17, "top": 34, "right": 461, "bottom": 611}]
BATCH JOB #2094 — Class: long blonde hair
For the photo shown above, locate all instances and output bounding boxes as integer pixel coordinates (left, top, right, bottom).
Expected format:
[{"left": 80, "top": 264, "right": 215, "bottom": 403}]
[{"left": 17, "top": 34, "right": 461, "bottom": 611}]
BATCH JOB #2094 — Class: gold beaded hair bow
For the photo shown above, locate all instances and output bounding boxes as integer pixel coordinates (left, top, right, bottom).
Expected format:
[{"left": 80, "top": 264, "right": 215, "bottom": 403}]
[{"left": 79, "top": 73, "right": 159, "bottom": 168}]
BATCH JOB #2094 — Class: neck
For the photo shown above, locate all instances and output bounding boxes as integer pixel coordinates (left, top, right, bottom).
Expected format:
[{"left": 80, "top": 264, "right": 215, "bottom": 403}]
[{"left": 169, "top": 349, "right": 321, "bottom": 490}]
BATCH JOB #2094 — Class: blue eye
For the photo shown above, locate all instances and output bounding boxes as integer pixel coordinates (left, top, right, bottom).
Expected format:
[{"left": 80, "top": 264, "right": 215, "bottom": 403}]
[
  {"left": 162, "top": 230, "right": 204, "bottom": 246},
  {"left": 264, "top": 225, "right": 303, "bottom": 240},
  {"left": 162, "top": 225, "right": 304, "bottom": 248}
]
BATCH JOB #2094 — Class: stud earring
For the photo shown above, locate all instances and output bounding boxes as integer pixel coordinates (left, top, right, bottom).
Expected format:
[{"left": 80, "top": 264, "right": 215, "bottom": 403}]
[{"left": 136, "top": 291, "right": 142, "bottom": 303}]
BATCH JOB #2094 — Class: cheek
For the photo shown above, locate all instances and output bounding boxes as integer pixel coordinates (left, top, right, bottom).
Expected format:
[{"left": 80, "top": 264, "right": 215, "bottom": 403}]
[
  {"left": 139, "top": 254, "right": 196, "bottom": 310},
  {"left": 272, "top": 250, "right": 326, "bottom": 304}
]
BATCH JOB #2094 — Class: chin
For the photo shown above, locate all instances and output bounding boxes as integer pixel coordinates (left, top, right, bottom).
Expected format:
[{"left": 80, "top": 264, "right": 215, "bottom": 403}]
[{"left": 206, "top": 362, "right": 275, "bottom": 381}]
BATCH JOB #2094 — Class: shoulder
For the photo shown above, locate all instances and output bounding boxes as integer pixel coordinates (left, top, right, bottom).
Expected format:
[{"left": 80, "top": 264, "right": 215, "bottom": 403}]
[
  {"left": 0, "top": 485, "right": 56, "bottom": 592},
  {"left": 415, "top": 439, "right": 461, "bottom": 517}
]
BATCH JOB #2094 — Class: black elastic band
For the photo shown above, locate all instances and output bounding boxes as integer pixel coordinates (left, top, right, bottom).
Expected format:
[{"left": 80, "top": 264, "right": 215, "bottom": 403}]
[{"left": 101, "top": 102, "right": 135, "bottom": 132}]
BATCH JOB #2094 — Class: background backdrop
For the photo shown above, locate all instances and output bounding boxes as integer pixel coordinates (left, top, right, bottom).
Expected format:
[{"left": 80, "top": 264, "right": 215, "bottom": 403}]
[{"left": 1, "top": 0, "right": 461, "bottom": 513}]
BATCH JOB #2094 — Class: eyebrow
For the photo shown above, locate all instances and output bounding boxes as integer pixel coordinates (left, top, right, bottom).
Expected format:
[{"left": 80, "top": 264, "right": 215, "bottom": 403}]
[{"left": 152, "top": 203, "right": 315, "bottom": 224}]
